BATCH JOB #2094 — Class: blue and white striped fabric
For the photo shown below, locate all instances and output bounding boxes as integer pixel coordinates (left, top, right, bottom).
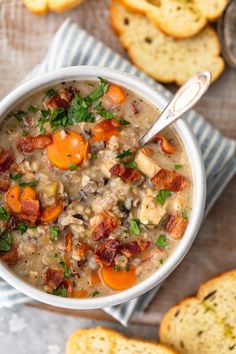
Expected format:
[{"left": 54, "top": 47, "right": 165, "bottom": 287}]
[{"left": 1, "top": 19, "right": 236, "bottom": 325}]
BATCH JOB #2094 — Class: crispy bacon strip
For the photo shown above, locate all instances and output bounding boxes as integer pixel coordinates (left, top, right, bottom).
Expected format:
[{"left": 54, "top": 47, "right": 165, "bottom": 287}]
[
  {"left": 0, "top": 150, "right": 14, "bottom": 172},
  {"left": 165, "top": 214, "right": 188, "bottom": 239},
  {"left": 20, "top": 199, "right": 40, "bottom": 225},
  {"left": 119, "top": 240, "right": 150, "bottom": 258},
  {"left": 47, "top": 89, "right": 74, "bottom": 109},
  {"left": 110, "top": 163, "right": 143, "bottom": 184},
  {"left": 0, "top": 243, "right": 20, "bottom": 265},
  {"left": 17, "top": 134, "right": 52, "bottom": 153},
  {"left": 65, "top": 232, "right": 73, "bottom": 254},
  {"left": 92, "top": 213, "right": 117, "bottom": 241},
  {"left": 154, "top": 135, "right": 176, "bottom": 154},
  {"left": 43, "top": 267, "right": 65, "bottom": 291},
  {"left": 151, "top": 169, "right": 188, "bottom": 192},
  {"left": 0, "top": 172, "right": 10, "bottom": 192},
  {"left": 95, "top": 239, "right": 120, "bottom": 266}
]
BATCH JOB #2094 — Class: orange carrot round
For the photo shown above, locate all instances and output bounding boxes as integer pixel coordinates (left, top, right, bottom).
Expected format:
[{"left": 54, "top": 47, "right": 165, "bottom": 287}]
[
  {"left": 106, "top": 84, "right": 126, "bottom": 104},
  {"left": 89, "top": 271, "right": 100, "bottom": 285},
  {"left": 41, "top": 200, "right": 63, "bottom": 223},
  {"left": 21, "top": 186, "right": 36, "bottom": 201},
  {"left": 101, "top": 266, "right": 136, "bottom": 291},
  {"left": 72, "top": 289, "right": 88, "bottom": 298},
  {"left": 6, "top": 185, "right": 22, "bottom": 214},
  {"left": 92, "top": 119, "right": 120, "bottom": 142},
  {"left": 47, "top": 130, "right": 87, "bottom": 170}
]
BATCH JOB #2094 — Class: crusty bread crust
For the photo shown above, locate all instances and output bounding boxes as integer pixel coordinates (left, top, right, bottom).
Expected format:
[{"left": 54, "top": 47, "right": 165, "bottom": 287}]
[
  {"left": 110, "top": 0, "right": 224, "bottom": 85},
  {"left": 120, "top": 0, "right": 227, "bottom": 39},
  {"left": 23, "top": 0, "right": 85, "bottom": 15},
  {"left": 160, "top": 269, "right": 236, "bottom": 354},
  {"left": 66, "top": 327, "right": 178, "bottom": 354}
]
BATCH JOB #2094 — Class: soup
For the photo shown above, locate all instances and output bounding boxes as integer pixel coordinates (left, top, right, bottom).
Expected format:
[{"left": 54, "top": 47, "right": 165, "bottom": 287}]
[{"left": 0, "top": 79, "right": 192, "bottom": 298}]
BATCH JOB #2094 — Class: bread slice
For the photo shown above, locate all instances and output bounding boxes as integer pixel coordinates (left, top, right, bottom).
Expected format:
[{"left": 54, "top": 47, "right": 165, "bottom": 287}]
[
  {"left": 66, "top": 327, "right": 178, "bottom": 354},
  {"left": 120, "top": 0, "right": 227, "bottom": 38},
  {"left": 160, "top": 270, "right": 236, "bottom": 354},
  {"left": 110, "top": 0, "right": 224, "bottom": 85},
  {"left": 23, "top": 0, "right": 85, "bottom": 14}
]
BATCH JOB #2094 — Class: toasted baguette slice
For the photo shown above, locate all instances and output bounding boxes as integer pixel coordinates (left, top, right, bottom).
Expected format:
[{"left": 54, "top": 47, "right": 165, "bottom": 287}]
[
  {"left": 160, "top": 270, "right": 236, "bottom": 354},
  {"left": 66, "top": 327, "right": 178, "bottom": 354},
  {"left": 24, "top": 0, "right": 85, "bottom": 15},
  {"left": 120, "top": 0, "right": 227, "bottom": 38},
  {"left": 110, "top": 0, "right": 224, "bottom": 85}
]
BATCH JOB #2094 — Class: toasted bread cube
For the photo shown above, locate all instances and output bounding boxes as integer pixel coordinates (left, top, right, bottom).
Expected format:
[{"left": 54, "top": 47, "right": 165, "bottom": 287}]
[
  {"left": 139, "top": 194, "right": 166, "bottom": 225},
  {"left": 135, "top": 150, "right": 160, "bottom": 178}
]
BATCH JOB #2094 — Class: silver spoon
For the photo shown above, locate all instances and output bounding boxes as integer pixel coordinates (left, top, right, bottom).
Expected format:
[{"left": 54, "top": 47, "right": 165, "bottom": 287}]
[{"left": 139, "top": 71, "right": 211, "bottom": 146}]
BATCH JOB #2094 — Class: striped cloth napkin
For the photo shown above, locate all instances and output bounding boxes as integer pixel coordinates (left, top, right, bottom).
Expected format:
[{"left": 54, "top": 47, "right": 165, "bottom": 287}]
[{"left": 1, "top": 19, "right": 236, "bottom": 326}]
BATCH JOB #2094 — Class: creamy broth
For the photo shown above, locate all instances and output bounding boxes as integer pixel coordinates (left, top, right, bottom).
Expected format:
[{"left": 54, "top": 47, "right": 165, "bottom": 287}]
[{"left": 0, "top": 79, "right": 192, "bottom": 298}]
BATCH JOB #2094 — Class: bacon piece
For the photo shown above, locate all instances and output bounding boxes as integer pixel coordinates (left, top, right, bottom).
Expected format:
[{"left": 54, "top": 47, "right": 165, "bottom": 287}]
[
  {"left": 95, "top": 239, "right": 120, "bottom": 266},
  {"left": 131, "top": 102, "right": 139, "bottom": 114},
  {"left": 65, "top": 232, "right": 73, "bottom": 253},
  {"left": 151, "top": 169, "right": 188, "bottom": 192},
  {"left": 119, "top": 240, "right": 150, "bottom": 258},
  {"left": 17, "top": 134, "right": 52, "bottom": 153},
  {"left": 154, "top": 135, "right": 176, "bottom": 154},
  {"left": 20, "top": 199, "right": 40, "bottom": 225},
  {"left": 0, "top": 243, "right": 20, "bottom": 265},
  {"left": 61, "top": 279, "right": 73, "bottom": 297},
  {"left": 0, "top": 172, "right": 10, "bottom": 192},
  {"left": 110, "top": 163, "right": 143, "bottom": 184},
  {"left": 76, "top": 243, "right": 89, "bottom": 258},
  {"left": 47, "top": 89, "right": 74, "bottom": 109},
  {"left": 0, "top": 150, "right": 14, "bottom": 172},
  {"left": 43, "top": 267, "right": 65, "bottom": 291},
  {"left": 165, "top": 214, "right": 188, "bottom": 239},
  {"left": 92, "top": 213, "right": 117, "bottom": 241},
  {"left": 6, "top": 216, "right": 17, "bottom": 231}
]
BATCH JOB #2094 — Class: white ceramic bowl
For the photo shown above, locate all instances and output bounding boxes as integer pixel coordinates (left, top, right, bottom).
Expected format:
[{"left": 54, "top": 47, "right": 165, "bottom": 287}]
[{"left": 0, "top": 66, "right": 206, "bottom": 309}]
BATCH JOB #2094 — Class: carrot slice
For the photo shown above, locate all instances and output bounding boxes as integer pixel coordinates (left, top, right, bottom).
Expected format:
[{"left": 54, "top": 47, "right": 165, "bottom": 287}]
[
  {"left": 72, "top": 289, "right": 88, "bottom": 298},
  {"left": 65, "top": 232, "right": 73, "bottom": 253},
  {"left": 93, "top": 119, "right": 120, "bottom": 142},
  {"left": 90, "top": 271, "right": 100, "bottom": 285},
  {"left": 101, "top": 266, "right": 136, "bottom": 291},
  {"left": 41, "top": 200, "right": 63, "bottom": 223},
  {"left": 21, "top": 186, "right": 36, "bottom": 201},
  {"left": 6, "top": 185, "right": 22, "bottom": 214},
  {"left": 47, "top": 130, "right": 87, "bottom": 170},
  {"left": 106, "top": 85, "right": 126, "bottom": 104}
]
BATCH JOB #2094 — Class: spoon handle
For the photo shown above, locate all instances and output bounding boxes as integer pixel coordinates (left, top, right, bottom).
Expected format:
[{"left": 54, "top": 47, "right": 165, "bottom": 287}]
[{"left": 139, "top": 71, "right": 211, "bottom": 146}]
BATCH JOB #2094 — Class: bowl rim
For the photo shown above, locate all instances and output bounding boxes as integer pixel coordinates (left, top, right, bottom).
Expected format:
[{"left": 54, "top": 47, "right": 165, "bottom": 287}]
[{"left": 0, "top": 66, "right": 206, "bottom": 309}]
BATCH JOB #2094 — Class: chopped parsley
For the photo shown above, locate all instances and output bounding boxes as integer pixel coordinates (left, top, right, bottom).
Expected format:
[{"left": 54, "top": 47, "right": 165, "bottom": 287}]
[
  {"left": 50, "top": 107, "right": 68, "bottom": 130},
  {"left": 17, "top": 222, "right": 28, "bottom": 234},
  {"left": 14, "top": 110, "right": 26, "bottom": 122},
  {"left": 28, "top": 105, "right": 39, "bottom": 114},
  {"left": 84, "top": 78, "right": 109, "bottom": 105},
  {"left": 91, "top": 152, "right": 97, "bottom": 160},
  {"left": 46, "top": 88, "right": 57, "bottom": 97},
  {"left": 90, "top": 290, "right": 100, "bottom": 297},
  {"left": 60, "top": 261, "right": 71, "bottom": 278},
  {"left": 10, "top": 172, "right": 23, "bottom": 181},
  {"left": 124, "top": 160, "right": 137, "bottom": 169},
  {"left": 156, "top": 234, "right": 168, "bottom": 248},
  {"left": 159, "top": 259, "right": 164, "bottom": 265},
  {"left": 129, "top": 218, "right": 141, "bottom": 235},
  {"left": 19, "top": 180, "right": 39, "bottom": 187},
  {"left": 95, "top": 103, "right": 114, "bottom": 119},
  {"left": 182, "top": 210, "right": 189, "bottom": 220},
  {"left": 116, "top": 149, "right": 132, "bottom": 159},
  {"left": 0, "top": 207, "right": 11, "bottom": 221},
  {"left": 114, "top": 265, "right": 121, "bottom": 272},
  {"left": 175, "top": 164, "right": 183, "bottom": 170},
  {"left": 68, "top": 163, "right": 78, "bottom": 171},
  {"left": 124, "top": 264, "right": 130, "bottom": 272},
  {"left": 51, "top": 286, "right": 67, "bottom": 297},
  {"left": 156, "top": 189, "right": 171, "bottom": 206},
  {"left": 50, "top": 226, "right": 59, "bottom": 242},
  {"left": 119, "top": 118, "right": 130, "bottom": 125},
  {"left": 0, "top": 230, "right": 13, "bottom": 251}
]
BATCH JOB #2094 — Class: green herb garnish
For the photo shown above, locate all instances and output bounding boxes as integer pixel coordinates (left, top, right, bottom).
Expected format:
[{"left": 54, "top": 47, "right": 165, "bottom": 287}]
[
  {"left": 68, "top": 163, "right": 78, "bottom": 171},
  {"left": 51, "top": 286, "right": 67, "bottom": 297},
  {"left": 182, "top": 211, "right": 189, "bottom": 220},
  {"left": 124, "top": 160, "right": 137, "bottom": 169},
  {"left": 0, "top": 207, "right": 11, "bottom": 221},
  {"left": 90, "top": 290, "right": 100, "bottom": 297},
  {"left": 19, "top": 180, "right": 39, "bottom": 187},
  {"left": 119, "top": 118, "right": 130, "bottom": 125},
  {"left": 124, "top": 264, "right": 130, "bottom": 272},
  {"left": 60, "top": 261, "right": 71, "bottom": 278},
  {"left": 10, "top": 172, "right": 23, "bottom": 181},
  {"left": 129, "top": 218, "right": 140, "bottom": 235},
  {"left": 0, "top": 230, "right": 13, "bottom": 251},
  {"left": 68, "top": 95, "right": 95, "bottom": 124},
  {"left": 91, "top": 152, "right": 97, "bottom": 160},
  {"left": 156, "top": 234, "right": 168, "bottom": 248},
  {"left": 95, "top": 103, "right": 114, "bottom": 119},
  {"left": 50, "top": 226, "right": 59, "bottom": 242},
  {"left": 46, "top": 88, "right": 57, "bottom": 97},
  {"left": 17, "top": 222, "right": 28, "bottom": 234},
  {"left": 159, "top": 259, "right": 164, "bottom": 265},
  {"left": 14, "top": 110, "right": 26, "bottom": 122},
  {"left": 28, "top": 105, "right": 39, "bottom": 114},
  {"left": 114, "top": 265, "right": 121, "bottom": 272},
  {"left": 156, "top": 189, "right": 171, "bottom": 206},
  {"left": 84, "top": 78, "right": 109, "bottom": 105},
  {"left": 174, "top": 164, "right": 183, "bottom": 170},
  {"left": 116, "top": 149, "right": 132, "bottom": 159}
]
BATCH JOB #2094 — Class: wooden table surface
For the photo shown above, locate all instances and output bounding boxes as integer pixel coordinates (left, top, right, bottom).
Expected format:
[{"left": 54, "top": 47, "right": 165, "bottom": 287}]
[{"left": 1, "top": 0, "right": 236, "bottom": 326}]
